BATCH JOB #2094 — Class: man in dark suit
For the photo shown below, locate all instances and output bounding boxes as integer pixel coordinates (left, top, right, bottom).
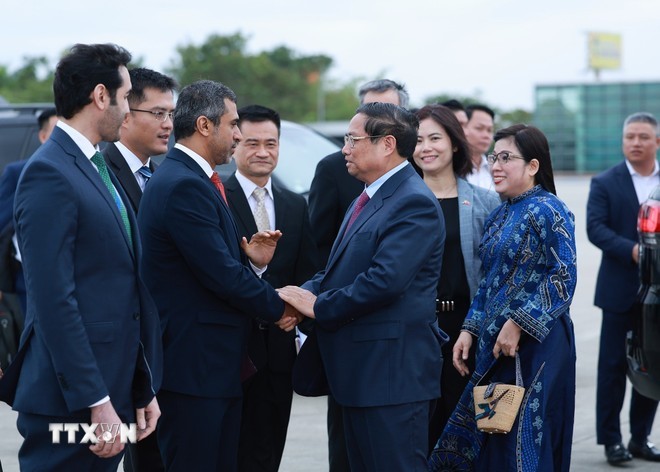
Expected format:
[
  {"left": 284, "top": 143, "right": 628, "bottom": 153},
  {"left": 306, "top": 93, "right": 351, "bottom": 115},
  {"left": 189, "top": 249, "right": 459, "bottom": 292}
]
[
  {"left": 280, "top": 102, "right": 446, "bottom": 471},
  {"left": 102, "top": 67, "right": 175, "bottom": 472},
  {"left": 103, "top": 67, "right": 176, "bottom": 214},
  {"left": 224, "top": 104, "right": 319, "bottom": 471},
  {"left": 306, "top": 79, "right": 409, "bottom": 471},
  {"left": 0, "top": 108, "right": 58, "bottom": 315},
  {"left": 0, "top": 43, "right": 162, "bottom": 471},
  {"left": 588, "top": 111, "right": 660, "bottom": 466},
  {"left": 138, "top": 81, "right": 299, "bottom": 471}
]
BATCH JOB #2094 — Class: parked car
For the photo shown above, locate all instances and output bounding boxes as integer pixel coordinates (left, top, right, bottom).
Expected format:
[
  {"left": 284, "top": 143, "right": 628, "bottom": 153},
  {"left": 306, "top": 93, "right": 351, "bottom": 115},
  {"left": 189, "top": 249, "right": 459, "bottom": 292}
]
[
  {"left": 627, "top": 185, "right": 660, "bottom": 400},
  {"left": 0, "top": 103, "right": 53, "bottom": 173},
  {"left": 0, "top": 103, "right": 340, "bottom": 196}
]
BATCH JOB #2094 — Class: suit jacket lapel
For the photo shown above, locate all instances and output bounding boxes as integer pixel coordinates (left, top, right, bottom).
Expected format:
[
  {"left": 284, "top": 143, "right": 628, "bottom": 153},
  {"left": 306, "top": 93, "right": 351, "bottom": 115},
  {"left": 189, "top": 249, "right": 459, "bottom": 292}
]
[
  {"left": 225, "top": 175, "right": 258, "bottom": 235},
  {"left": 104, "top": 143, "right": 142, "bottom": 213},
  {"left": 66, "top": 144, "right": 135, "bottom": 258},
  {"left": 326, "top": 164, "right": 414, "bottom": 272},
  {"left": 613, "top": 162, "right": 643, "bottom": 213},
  {"left": 272, "top": 183, "right": 287, "bottom": 232},
  {"left": 456, "top": 177, "right": 474, "bottom": 279}
]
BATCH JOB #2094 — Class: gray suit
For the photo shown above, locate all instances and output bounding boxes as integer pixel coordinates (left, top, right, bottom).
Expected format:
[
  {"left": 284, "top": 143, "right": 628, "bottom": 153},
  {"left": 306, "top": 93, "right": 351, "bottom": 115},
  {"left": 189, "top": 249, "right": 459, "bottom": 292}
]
[{"left": 456, "top": 177, "right": 500, "bottom": 297}]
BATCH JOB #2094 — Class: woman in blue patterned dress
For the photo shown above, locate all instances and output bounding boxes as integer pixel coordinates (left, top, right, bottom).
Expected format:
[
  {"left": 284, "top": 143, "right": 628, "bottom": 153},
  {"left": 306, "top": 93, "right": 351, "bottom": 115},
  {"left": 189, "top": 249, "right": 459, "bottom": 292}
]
[{"left": 428, "top": 125, "right": 577, "bottom": 471}]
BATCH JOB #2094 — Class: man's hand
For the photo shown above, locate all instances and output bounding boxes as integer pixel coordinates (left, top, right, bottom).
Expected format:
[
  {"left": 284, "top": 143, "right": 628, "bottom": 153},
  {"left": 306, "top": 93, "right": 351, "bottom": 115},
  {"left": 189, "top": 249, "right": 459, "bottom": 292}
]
[
  {"left": 276, "top": 302, "right": 303, "bottom": 332},
  {"left": 241, "top": 230, "right": 283, "bottom": 268},
  {"left": 277, "top": 286, "right": 317, "bottom": 319},
  {"left": 135, "top": 396, "right": 161, "bottom": 442},
  {"left": 453, "top": 331, "right": 474, "bottom": 377},
  {"left": 89, "top": 401, "right": 124, "bottom": 458},
  {"left": 493, "top": 319, "right": 522, "bottom": 358}
]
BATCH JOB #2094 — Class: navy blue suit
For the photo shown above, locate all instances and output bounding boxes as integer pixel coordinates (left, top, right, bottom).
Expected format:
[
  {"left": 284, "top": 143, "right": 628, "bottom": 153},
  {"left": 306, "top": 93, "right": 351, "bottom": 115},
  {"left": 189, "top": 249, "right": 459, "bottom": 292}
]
[
  {"left": 300, "top": 163, "right": 445, "bottom": 470},
  {"left": 138, "top": 148, "right": 285, "bottom": 471},
  {"left": 587, "top": 160, "right": 659, "bottom": 446},
  {"left": 0, "top": 161, "right": 26, "bottom": 231},
  {"left": 0, "top": 126, "right": 162, "bottom": 471}
]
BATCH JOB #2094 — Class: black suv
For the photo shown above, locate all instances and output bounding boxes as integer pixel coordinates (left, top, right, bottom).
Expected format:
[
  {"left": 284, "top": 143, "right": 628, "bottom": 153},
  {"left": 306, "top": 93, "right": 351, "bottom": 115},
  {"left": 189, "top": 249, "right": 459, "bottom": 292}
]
[
  {"left": 0, "top": 103, "right": 53, "bottom": 173},
  {"left": 627, "top": 185, "right": 660, "bottom": 400}
]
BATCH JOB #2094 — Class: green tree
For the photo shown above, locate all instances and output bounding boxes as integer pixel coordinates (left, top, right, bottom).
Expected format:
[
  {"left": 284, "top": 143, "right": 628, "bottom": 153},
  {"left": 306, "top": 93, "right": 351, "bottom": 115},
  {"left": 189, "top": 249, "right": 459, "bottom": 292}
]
[
  {"left": 0, "top": 56, "right": 54, "bottom": 103},
  {"left": 167, "top": 32, "right": 337, "bottom": 122}
]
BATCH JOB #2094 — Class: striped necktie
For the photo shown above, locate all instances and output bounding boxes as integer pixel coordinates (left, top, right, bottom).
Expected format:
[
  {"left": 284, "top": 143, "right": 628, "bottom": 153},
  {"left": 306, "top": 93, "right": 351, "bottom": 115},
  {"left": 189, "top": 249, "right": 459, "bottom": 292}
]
[
  {"left": 138, "top": 165, "right": 152, "bottom": 187},
  {"left": 90, "top": 152, "right": 132, "bottom": 245}
]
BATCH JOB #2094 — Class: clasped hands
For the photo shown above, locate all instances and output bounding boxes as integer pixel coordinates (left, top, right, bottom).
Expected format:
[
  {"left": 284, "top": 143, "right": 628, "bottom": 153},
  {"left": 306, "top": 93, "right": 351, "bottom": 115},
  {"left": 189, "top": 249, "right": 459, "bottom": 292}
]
[{"left": 274, "top": 286, "right": 317, "bottom": 332}]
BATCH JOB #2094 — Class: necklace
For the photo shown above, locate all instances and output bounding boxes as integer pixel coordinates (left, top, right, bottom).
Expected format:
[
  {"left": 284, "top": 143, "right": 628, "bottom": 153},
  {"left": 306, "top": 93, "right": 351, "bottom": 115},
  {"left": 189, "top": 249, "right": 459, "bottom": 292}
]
[{"left": 435, "top": 183, "right": 457, "bottom": 201}]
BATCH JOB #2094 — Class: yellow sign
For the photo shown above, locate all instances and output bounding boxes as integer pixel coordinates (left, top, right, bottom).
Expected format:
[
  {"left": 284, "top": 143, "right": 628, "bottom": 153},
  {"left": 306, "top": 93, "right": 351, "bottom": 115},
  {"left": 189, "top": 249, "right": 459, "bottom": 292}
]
[{"left": 588, "top": 32, "right": 622, "bottom": 70}]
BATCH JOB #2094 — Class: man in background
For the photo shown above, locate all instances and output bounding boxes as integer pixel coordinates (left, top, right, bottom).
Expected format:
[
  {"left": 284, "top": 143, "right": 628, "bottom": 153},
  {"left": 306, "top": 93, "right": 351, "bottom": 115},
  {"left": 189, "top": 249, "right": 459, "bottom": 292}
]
[
  {"left": 102, "top": 67, "right": 176, "bottom": 472},
  {"left": 587, "top": 111, "right": 660, "bottom": 466},
  {"left": 0, "top": 108, "right": 57, "bottom": 315},
  {"left": 1, "top": 43, "right": 162, "bottom": 471},
  {"left": 307, "top": 78, "right": 409, "bottom": 472},
  {"left": 224, "top": 104, "right": 318, "bottom": 471},
  {"left": 464, "top": 104, "right": 495, "bottom": 189},
  {"left": 103, "top": 68, "right": 176, "bottom": 214}
]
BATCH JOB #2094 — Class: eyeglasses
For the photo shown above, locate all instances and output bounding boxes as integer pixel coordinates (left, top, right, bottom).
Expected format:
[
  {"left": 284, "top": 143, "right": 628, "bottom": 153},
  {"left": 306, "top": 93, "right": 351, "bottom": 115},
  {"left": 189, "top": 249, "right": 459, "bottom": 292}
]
[
  {"left": 130, "top": 108, "right": 174, "bottom": 122},
  {"left": 486, "top": 151, "right": 527, "bottom": 165},
  {"left": 344, "top": 134, "right": 387, "bottom": 149}
]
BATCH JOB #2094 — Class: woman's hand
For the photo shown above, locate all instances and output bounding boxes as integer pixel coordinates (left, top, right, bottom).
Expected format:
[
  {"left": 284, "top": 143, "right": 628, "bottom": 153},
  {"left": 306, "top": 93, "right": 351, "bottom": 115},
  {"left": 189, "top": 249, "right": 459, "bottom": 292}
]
[
  {"left": 493, "top": 319, "right": 522, "bottom": 358},
  {"left": 453, "top": 331, "right": 474, "bottom": 377}
]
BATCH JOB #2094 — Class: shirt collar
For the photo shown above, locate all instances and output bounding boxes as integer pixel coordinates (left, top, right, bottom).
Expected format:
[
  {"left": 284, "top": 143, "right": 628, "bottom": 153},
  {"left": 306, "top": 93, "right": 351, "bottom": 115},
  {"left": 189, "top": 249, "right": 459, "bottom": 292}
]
[
  {"left": 174, "top": 143, "right": 214, "bottom": 177},
  {"left": 234, "top": 170, "right": 273, "bottom": 200},
  {"left": 364, "top": 160, "right": 409, "bottom": 198},
  {"left": 56, "top": 121, "right": 99, "bottom": 159},
  {"left": 115, "top": 141, "right": 151, "bottom": 173},
  {"left": 625, "top": 158, "right": 660, "bottom": 177}
]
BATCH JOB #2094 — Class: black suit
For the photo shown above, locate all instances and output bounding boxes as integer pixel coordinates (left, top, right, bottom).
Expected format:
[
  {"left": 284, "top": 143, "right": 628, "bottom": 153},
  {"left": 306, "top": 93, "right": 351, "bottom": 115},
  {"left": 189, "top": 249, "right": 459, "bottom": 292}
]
[
  {"left": 307, "top": 150, "right": 362, "bottom": 472},
  {"left": 103, "top": 143, "right": 158, "bottom": 214},
  {"left": 224, "top": 173, "right": 319, "bottom": 472},
  {"left": 103, "top": 142, "right": 164, "bottom": 472}
]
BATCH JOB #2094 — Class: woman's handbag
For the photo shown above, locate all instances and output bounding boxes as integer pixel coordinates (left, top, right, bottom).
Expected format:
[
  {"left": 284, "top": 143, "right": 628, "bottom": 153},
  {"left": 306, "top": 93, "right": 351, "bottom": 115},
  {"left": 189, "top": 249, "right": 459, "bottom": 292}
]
[{"left": 473, "top": 352, "right": 525, "bottom": 434}]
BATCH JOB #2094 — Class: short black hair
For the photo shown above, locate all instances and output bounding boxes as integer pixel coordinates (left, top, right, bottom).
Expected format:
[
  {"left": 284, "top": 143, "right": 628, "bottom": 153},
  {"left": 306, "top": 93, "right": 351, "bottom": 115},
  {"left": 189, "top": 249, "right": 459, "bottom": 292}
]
[
  {"left": 355, "top": 102, "right": 419, "bottom": 159},
  {"left": 237, "top": 104, "right": 281, "bottom": 135},
  {"left": 53, "top": 43, "right": 132, "bottom": 119},
  {"left": 37, "top": 107, "right": 57, "bottom": 131},
  {"left": 173, "top": 80, "right": 237, "bottom": 141},
  {"left": 128, "top": 68, "right": 177, "bottom": 107},
  {"left": 440, "top": 99, "right": 465, "bottom": 113},
  {"left": 466, "top": 104, "right": 495, "bottom": 120}
]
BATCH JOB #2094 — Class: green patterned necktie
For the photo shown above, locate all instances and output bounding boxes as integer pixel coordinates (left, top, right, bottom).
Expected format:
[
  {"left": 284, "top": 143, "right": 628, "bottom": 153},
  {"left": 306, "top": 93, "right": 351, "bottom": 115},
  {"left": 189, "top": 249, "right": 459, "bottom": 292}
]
[{"left": 90, "top": 152, "right": 133, "bottom": 245}]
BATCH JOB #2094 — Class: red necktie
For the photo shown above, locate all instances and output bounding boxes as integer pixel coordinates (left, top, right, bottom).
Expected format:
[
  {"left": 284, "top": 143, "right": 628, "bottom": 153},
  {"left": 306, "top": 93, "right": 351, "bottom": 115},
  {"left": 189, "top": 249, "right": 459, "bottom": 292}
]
[
  {"left": 344, "top": 191, "right": 370, "bottom": 235},
  {"left": 210, "top": 171, "right": 227, "bottom": 204}
]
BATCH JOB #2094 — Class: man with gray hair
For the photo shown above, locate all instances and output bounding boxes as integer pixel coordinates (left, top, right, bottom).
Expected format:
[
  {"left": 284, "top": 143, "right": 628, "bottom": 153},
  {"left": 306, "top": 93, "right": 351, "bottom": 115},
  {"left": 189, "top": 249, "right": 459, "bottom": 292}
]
[
  {"left": 138, "top": 80, "right": 299, "bottom": 470},
  {"left": 308, "top": 79, "right": 409, "bottom": 472},
  {"left": 587, "top": 111, "right": 660, "bottom": 466}
]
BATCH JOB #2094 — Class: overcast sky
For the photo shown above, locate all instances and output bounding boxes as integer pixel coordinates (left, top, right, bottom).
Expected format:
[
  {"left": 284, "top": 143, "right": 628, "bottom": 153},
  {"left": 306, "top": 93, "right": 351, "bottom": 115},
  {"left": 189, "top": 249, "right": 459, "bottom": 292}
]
[{"left": 2, "top": 0, "right": 658, "bottom": 112}]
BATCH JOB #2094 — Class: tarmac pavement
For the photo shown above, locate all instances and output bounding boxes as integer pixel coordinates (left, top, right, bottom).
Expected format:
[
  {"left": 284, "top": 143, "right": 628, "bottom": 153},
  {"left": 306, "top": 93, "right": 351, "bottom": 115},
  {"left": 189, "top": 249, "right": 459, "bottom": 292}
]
[{"left": 2, "top": 174, "right": 660, "bottom": 471}]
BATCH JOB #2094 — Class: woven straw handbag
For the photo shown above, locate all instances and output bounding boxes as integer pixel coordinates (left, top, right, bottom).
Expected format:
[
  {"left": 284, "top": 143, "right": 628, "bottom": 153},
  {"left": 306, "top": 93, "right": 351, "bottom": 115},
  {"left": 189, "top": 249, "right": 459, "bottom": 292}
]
[{"left": 473, "top": 352, "right": 525, "bottom": 434}]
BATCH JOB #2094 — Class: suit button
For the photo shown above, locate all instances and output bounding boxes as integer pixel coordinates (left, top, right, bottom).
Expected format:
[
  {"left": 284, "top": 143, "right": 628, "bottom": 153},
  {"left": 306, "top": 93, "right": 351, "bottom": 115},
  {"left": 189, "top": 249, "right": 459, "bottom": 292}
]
[{"left": 133, "top": 312, "right": 140, "bottom": 320}]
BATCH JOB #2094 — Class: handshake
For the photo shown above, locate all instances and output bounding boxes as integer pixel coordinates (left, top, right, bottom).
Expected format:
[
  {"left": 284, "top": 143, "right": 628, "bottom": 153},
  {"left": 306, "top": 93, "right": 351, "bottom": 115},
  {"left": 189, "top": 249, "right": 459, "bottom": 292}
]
[{"left": 274, "top": 286, "right": 317, "bottom": 332}]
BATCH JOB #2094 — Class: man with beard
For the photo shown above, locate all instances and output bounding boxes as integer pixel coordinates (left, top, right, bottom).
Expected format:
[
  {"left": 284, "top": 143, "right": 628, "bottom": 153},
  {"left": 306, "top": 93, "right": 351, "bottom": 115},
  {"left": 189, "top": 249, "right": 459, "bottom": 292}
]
[
  {"left": 0, "top": 43, "right": 162, "bottom": 471},
  {"left": 138, "top": 81, "right": 299, "bottom": 471}
]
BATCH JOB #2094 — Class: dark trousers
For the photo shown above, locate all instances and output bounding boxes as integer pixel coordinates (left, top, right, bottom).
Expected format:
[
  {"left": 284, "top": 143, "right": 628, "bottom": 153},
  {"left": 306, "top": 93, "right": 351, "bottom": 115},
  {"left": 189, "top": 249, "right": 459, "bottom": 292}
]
[
  {"left": 342, "top": 400, "right": 430, "bottom": 472},
  {"left": 17, "top": 411, "right": 124, "bottom": 472},
  {"left": 238, "top": 366, "right": 293, "bottom": 471},
  {"left": 328, "top": 395, "right": 351, "bottom": 472},
  {"left": 596, "top": 309, "right": 658, "bottom": 445},
  {"left": 157, "top": 390, "right": 242, "bottom": 472},
  {"left": 123, "top": 431, "right": 164, "bottom": 472}
]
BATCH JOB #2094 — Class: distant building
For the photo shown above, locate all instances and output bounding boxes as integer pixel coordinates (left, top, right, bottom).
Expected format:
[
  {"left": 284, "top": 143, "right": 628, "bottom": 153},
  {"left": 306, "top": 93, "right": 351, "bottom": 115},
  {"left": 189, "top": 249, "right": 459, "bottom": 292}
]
[{"left": 534, "top": 81, "right": 660, "bottom": 172}]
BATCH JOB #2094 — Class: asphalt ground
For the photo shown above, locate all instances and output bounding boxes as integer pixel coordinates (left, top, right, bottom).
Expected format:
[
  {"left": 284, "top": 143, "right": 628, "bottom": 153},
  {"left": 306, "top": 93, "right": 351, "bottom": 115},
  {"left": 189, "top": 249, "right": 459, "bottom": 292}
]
[{"left": 2, "top": 174, "right": 660, "bottom": 471}]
